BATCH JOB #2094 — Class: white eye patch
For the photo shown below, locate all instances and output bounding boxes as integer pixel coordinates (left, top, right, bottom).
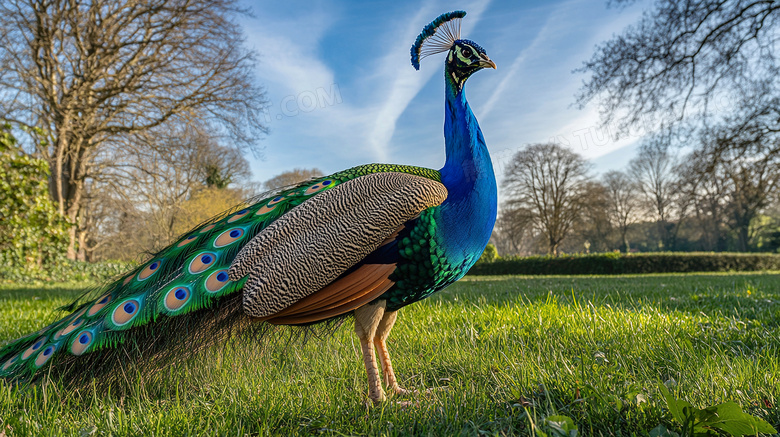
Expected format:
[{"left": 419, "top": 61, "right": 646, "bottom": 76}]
[{"left": 455, "top": 46, "right": 474, "bottom": 64}]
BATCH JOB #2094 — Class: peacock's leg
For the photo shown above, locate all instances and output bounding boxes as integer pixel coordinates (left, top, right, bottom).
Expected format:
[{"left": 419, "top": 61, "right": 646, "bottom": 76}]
[
  {"left": 373, "top": 309, "right": 411, "bottom": 395},
  {"left": 354, "top": 301, "right": 387, "bottom": 404},
  {"left": 375, "top": 309, "right": 445, "bottom": 398}
]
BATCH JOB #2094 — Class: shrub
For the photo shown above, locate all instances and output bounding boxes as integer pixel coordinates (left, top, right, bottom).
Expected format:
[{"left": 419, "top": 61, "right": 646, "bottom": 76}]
[
  {"left": 476, "top": 243, "right": 499, "bottom": 264},
  {"left": 0, "top": 259, "right": 137, "bottom": 283},
  {"left": 468, "top": 252, "right": 780, "bottom": 275},
  {"left": 0, "top": 124, "right": 69, "bottom": 268}
]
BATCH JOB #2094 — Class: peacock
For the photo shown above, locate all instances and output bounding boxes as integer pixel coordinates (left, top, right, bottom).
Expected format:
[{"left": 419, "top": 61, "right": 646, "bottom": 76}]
[{"left": 0, "top": 11, "right": 497, "bottom": 404}]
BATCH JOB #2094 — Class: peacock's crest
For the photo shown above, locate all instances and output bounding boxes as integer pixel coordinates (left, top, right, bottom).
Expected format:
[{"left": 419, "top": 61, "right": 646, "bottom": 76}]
[{"left": 410, "top": 10, "right": 466, "bottom": 70}]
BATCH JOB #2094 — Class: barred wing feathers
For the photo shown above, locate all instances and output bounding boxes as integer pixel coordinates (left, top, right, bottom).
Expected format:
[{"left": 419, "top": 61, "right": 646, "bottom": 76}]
[{"left": 231, "top": 172, "right": 448, "bottom": 319}]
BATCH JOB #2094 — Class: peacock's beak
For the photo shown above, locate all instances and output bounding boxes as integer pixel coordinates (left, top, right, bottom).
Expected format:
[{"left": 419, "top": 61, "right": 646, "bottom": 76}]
[{"left": 478, "top": 54, "right": 496, "bottom": 69}]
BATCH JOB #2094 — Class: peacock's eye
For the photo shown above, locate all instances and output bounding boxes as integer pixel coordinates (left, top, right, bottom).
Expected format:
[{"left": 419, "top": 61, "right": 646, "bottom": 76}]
[{"left": 461, "top": 47, "right": 472, "bottom": 58}]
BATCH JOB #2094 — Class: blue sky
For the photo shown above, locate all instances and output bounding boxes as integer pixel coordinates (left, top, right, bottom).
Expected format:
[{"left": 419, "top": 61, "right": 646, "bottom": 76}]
[{"left": 239, "top": 0, "right": 651, "bottom": 194}]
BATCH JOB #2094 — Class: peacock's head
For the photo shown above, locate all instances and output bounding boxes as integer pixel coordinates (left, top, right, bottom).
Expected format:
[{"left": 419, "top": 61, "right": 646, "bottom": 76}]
[
  {"left": 446, "top": 39, "right": 496, "bottom": 89},
  {"left": 410, "top": 11, "right": 496, "bottom": 90}
]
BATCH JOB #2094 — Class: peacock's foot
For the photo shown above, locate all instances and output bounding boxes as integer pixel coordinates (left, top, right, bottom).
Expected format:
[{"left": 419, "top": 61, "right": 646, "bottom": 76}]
[
  {"left": 367, "top": 392, "right": 387, "bottom": 407},
  {"left": 394, "top": 399, "right": 419, "bottom": 408},
  {"left": 393, "top": 385, "right": 447, "bottom": 396},
  {"left": 365, "top": 397, "right": 384, "bottom": 408},
  {"left": 365, "top": 387, "right": 446, "bottom": 407},
  {"left": 365, "top": 395, "right": 419, "bottom": 408},
  {"left": 393, "top": 387, "right": 417, "bottom": 396}
]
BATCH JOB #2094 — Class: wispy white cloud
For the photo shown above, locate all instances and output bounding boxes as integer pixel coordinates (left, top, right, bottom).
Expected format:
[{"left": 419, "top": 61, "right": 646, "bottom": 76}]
[
  {"left": 367, "top": 4, "right": 438, "bottom": 161},
  {"left": 368, "top": 0, "right": 493, "bottom": 161},
  {"left": 242, "top": 0, "right": 653, "bottom": 184},
  {"left": 469, "top": 0, "right": 650, "bottom": 186},
  {"left": 243, "top": 8, "right": 380, "bottom": 168},
  {"left": 244, "top": 11, "right": 336, "bottom": 94},
  {"left": 247, "top": 0, "right": 494, "bottom": 169},
  {"left": 480, "top": 21, "right": 551, "bottom": 119}
]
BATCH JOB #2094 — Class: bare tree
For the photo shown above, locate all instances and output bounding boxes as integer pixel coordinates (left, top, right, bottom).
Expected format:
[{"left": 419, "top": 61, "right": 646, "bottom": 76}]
[
  {"left": 263, "top": 168, "right": 324, "bottom": 191},
  {"left": 702, "top": 124, "right": 780, "bottom": 251},
  {"left": 577, "top": 0, "right": 780, "bottom": 133},
  {"left": 677, "top": 150, "right": 728, "bottom": 251},
  {"left": 88, "top": 126, "right": 252, "bottom": 260},
  {"left": 603, "top": 170, "right": 639, "bottom": 252},
  {"left": 628, "top": 139, "right": 689, "bottom": 250},
  {"left": 503, "top": 143, "right": 592, "bottom": 256},
  {"left": 570, "top": 181, "right": 612, "bottom": 253},
  {"left": 492, "top": 207, "right": 538, "bottom": 256},
  {"left": 0, "top": 0, "right": 267, "bottom": 259}
]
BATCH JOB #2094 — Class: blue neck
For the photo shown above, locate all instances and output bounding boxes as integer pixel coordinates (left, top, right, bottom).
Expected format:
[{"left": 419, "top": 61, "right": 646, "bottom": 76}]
[{"left": 436, "top": 72, "right": 497, "bottom": 269}]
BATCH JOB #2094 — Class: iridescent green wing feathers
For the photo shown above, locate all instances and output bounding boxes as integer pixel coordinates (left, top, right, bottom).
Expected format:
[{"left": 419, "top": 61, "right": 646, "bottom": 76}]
[{"left": 0, "top": 164, "right": 441, "bottom": 383}]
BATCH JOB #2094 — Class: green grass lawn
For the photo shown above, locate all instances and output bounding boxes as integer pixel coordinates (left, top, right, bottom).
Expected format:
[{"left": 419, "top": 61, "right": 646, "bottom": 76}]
[{"left": 1, "top": 273, "right": 779, "bottom": 436}]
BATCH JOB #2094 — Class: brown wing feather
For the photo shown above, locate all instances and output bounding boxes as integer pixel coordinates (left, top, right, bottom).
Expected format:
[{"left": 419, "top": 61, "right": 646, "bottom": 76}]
[
  {"left": 264, "top": 227, "right": 402, "bottom": 319},
  {"left": 263, "top": 263, "right": 396, "bottom": 325},
  {"left": 270, "top": 264, "right": 392, "bottom": 317}
]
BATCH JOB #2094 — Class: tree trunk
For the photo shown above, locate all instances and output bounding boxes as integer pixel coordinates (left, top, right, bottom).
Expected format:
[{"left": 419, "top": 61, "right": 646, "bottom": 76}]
[
  {"left": 48, "top": 117, "right": 80, "bottom": 260},
  {"left": 52, "top": 171, "right": 81, "bottom": 261},
  {"left": 667, "top": 221, "right": 680, "bottom": 252},
  {"left": 621, "top": 229, "right": 630, "bottom": 253},
  {"left": 66, "top": 226, "right": 78, "bottom": 260},
  {"left": 51, "top": 137, "right": 86, "bottom": 261},
  {"left": 737, "top": 226, "right": 750, "bottom": 252},
  {"left": 77, "top": 229, "right": 89, "bottom": 262}
]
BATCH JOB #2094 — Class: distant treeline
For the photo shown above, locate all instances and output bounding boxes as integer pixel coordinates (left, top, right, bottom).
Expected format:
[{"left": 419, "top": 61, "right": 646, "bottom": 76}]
[{"left": 469, "top": 251, "right": 780, "bottom": 276}]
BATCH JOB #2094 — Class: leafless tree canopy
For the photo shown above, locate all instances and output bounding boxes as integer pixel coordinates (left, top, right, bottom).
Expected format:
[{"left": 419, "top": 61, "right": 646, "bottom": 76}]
[
  {"left": 0, "top": 0, "right": 267, "bottom": 259},
  {"left": 541, "top": 0, "right": 780, "bottom": 255},
  {"left": 496, "top": 1, "right": 780, "bottom": 256},
  {"left": 603, "top": 170, "right": 639, "bottom": 252},
  {"left": 628, "top": 139, "right": 690, "bottom": 249},
  {"left": 493, "top": 130, "right": 780, "bottom": 255},
  {"left": 577, "top": 0, "right": 780, "bottom": 132},
  {"left": 87, "top": 126, "right": 252, "bottom": 261},
  {"left": 263, "top": 168, "right": 324, "bottom": 191},
  {"left": 695, "top": 124, "right": 780, "bottom": 251},
  {"left": 573, "top": 181, "right": 613, "bottom": 253},
  {"left": 628, "top": 140, "right": 679, "bottom": 223},
  {"left": 502, "top": 143, "right": 592, "bottom": 256}
]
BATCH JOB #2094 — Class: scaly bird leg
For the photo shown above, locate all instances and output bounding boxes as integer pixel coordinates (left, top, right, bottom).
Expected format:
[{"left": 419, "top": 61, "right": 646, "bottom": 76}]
[
  {"left": 373, "top": 309, "right": 411, "bottom": 395},
  {"left": 354, "top": 301, "right": 387, "bottom": 404},
  {"left": 375, "top": 309, "right": 445, "bottom": 398}
]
